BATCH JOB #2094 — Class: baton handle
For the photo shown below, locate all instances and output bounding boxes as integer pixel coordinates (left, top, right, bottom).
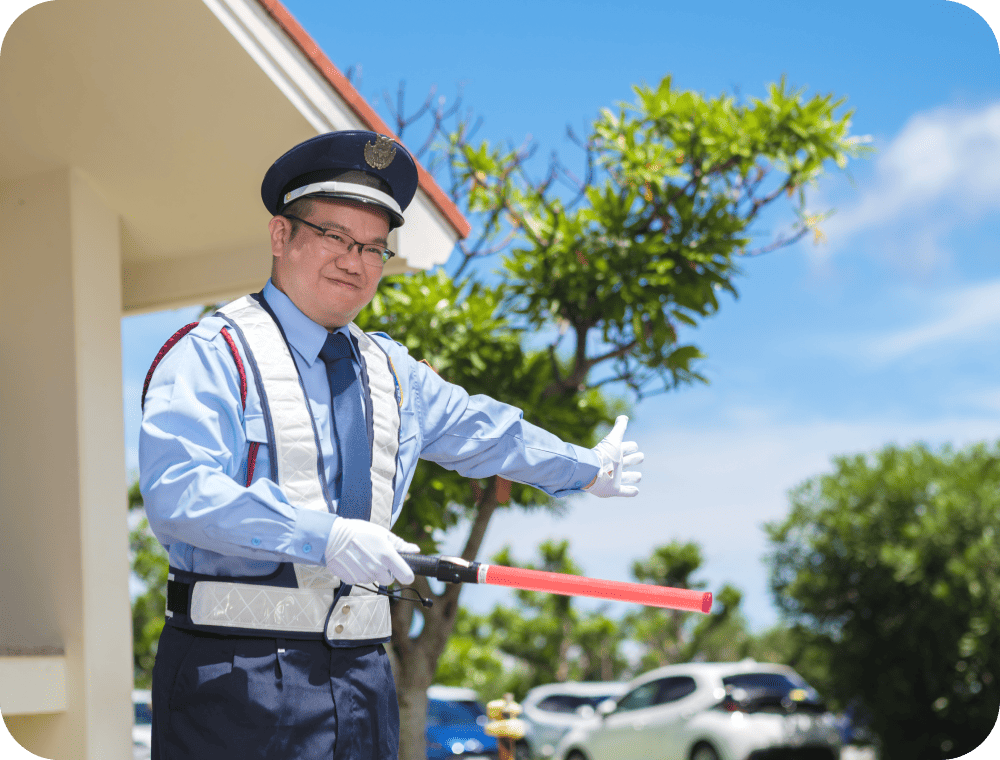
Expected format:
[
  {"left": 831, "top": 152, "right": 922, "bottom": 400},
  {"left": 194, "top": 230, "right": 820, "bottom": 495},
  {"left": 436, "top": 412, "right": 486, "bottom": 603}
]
[{"left": 399, "top": 553, "right": 481, "bottom": 584}]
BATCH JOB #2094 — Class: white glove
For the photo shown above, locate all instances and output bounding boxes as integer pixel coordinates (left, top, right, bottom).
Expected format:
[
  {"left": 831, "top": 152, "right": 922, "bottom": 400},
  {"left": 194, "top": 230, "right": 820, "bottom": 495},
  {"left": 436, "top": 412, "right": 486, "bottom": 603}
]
[
  {"left": 324, "top": 518, "right": 419, "bottom": 586},
  {"left": 584, "top": 415, "right": 644, "bottom": 498}
]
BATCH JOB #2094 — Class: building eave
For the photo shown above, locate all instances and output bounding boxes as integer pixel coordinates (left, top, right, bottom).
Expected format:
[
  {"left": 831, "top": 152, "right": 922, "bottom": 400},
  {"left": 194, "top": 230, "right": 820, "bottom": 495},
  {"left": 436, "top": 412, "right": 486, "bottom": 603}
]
[{"left": 255, "top": 0, "right": 471, "bottom": 239}]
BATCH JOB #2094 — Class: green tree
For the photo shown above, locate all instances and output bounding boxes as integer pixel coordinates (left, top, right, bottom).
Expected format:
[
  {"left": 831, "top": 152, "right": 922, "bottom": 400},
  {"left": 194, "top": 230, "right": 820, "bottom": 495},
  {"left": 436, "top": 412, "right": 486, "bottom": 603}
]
[
  {"left": 434, "top": 541, "right": 628, "bottom": 700},
  {"left": 490, "top": 542, "right": 628, "bottom": 691},
  {"left": 128, "top": 479, "right": 168, "bottom": 687},
  {"left": 624, "top": 542, "right": 751, "bottom": 670},
  {"left": 433, "top": 607, "right": 512, "bottom": 699},
  {"left": 765, "top": 441, "right": 1000, "bottom": 759},
  {"left": 368, "top": 73, "right": 867, "bottom": 760}
]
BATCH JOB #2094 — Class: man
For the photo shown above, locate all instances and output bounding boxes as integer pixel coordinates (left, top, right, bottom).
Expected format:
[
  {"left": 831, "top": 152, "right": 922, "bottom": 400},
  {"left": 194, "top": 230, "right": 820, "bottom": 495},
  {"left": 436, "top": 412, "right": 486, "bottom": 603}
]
[{"left": 139, "top": 130, "right": 643, "bottom": 760}]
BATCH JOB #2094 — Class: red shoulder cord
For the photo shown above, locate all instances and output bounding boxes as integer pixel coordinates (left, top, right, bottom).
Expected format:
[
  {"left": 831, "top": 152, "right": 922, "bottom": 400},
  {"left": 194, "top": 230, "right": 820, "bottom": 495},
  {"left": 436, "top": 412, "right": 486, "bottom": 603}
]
[{"left": 141, "top": 323, "right": 258, "bottom": 486}]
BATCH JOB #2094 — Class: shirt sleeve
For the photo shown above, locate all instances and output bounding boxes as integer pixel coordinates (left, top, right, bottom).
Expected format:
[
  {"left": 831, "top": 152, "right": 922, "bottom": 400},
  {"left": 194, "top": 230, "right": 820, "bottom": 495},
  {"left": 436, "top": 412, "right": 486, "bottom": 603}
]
[
  {"left": 139, "top": 321, "right": 335, "bottom": 566},
  {"left": 403, "top": 349, "right": 600, "bottom": 495}
]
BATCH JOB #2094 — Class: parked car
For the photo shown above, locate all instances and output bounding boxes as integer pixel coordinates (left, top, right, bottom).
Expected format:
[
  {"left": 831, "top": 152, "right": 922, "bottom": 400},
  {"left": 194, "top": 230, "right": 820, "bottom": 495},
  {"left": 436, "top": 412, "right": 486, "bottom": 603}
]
[
  {"left": 132, "top": 689, "right": 153, "bottom": 760},
  {"left": 553, "top": 660, "right": 841, "bottom": 760},
  {"left": 427, "top": 685, "right": 499, "bottom": 760},
  {"left": 520, "top": 681, "right": 627, "bottom": 758}
]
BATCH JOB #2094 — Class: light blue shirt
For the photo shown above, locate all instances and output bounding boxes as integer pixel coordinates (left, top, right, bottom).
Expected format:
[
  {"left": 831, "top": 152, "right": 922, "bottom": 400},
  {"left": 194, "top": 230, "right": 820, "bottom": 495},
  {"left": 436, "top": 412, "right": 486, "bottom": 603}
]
[{"left": 139, "top": 280, "right": 600, "bottom": 577}]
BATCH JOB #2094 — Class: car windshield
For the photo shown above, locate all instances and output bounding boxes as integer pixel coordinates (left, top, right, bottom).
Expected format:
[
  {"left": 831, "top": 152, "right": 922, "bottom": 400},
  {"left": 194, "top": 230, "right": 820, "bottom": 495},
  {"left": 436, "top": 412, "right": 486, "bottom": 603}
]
[
  {"left": 427, "top": 699, "right": 486, "bottom": 726},
  {"left": 536, "top": 694, "right": 617, "bottom": 714},
  {"left": 722, "top": 672, "right": 817, "bottom": 699}
]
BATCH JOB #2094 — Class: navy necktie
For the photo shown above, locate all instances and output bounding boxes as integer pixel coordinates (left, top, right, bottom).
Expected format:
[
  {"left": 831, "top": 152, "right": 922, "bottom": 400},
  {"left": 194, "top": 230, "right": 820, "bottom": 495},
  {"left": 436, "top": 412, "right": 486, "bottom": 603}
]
[{"left": 318, "top": 332, "right": 372, "bottom": 520}]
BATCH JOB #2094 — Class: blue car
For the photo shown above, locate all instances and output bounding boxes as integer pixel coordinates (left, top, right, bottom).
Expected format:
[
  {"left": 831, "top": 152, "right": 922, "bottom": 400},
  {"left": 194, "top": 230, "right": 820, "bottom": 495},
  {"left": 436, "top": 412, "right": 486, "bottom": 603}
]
[{"left": 426, "top": 686, "right": 498, "bottom": 760}]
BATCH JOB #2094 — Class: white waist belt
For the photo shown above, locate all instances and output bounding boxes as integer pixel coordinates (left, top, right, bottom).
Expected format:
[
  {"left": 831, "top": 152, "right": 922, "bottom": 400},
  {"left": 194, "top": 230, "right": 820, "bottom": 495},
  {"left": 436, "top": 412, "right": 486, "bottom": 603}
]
[{"left": 185, "top": 578, "right": 391, "bottom": 640}]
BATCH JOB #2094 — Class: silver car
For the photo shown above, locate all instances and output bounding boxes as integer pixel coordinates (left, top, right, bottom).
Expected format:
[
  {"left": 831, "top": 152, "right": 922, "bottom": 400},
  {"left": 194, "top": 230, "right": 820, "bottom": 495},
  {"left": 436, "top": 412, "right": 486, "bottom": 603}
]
[
  {"left": 554, "top": 660, "right": 841, "bottom": 760},
  {"left": 521, "top": 681, "right": 627, "bottom": 758}
]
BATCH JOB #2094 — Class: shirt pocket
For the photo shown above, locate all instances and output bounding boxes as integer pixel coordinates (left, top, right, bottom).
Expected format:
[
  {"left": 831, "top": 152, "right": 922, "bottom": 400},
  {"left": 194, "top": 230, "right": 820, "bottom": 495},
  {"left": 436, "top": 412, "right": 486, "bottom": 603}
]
[
  {"left": 398, "top": 408, "right": 418, "bottom": 444},
  {"left": 242, "top": 413, "right": 270, "bottom": 485},
  {"left": 396, "top": 408, "right": 420, "bottom": 472}
]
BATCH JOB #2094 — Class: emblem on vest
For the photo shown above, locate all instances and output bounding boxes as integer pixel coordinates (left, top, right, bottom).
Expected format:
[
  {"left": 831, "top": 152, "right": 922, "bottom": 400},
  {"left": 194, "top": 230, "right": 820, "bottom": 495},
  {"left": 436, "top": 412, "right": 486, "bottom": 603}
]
[{"left": 364, "top": 135, "right": 397, "bottom": 170}]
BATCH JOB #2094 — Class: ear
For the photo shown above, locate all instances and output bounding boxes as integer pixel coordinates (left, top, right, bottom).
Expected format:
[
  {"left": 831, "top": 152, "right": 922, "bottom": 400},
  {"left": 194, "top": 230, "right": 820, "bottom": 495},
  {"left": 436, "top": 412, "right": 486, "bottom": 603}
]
[{"left": 269, "top": 215, "right": 292, "bottom": 258}]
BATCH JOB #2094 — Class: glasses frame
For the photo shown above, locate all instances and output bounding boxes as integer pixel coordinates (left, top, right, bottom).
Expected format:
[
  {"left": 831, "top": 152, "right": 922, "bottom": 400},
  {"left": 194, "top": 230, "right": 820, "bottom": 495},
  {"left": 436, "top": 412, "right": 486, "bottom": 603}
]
[{"left": 283, "top": 214, "right": 396, "bottom": 267}]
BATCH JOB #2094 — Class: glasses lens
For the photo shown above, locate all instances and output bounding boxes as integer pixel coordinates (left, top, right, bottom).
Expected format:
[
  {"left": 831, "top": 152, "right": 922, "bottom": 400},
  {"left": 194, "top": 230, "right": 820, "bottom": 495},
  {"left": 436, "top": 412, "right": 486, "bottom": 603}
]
[{"left": 360, "top": 246, "right": 393, "bottom": 266}]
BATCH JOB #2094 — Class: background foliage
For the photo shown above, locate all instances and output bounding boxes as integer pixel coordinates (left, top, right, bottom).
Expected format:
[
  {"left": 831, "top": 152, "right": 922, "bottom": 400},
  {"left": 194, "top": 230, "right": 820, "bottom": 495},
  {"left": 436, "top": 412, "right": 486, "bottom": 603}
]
[{"left": 767, "top": 440, "right": 1000, "bottom": 759}]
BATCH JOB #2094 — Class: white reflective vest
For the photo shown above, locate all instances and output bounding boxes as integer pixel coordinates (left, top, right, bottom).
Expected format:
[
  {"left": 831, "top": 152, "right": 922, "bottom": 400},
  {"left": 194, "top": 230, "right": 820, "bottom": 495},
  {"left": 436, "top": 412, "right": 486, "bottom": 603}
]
[{"left": 179, "top": 294, "right": 401, "bottom": 644}]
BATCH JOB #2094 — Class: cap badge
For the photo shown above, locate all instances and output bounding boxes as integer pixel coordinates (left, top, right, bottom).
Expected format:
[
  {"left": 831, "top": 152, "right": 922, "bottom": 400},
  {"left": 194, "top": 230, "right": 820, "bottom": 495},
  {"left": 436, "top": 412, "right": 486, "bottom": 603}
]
[{"left": 364, "top": 135, "right": 397, "bottom": 170}]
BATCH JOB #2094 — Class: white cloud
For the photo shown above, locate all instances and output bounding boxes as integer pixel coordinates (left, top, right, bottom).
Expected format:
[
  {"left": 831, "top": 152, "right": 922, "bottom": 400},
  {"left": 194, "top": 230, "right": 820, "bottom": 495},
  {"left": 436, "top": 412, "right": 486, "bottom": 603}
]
[
  {"left": 825, "top": 102, "right": 1000, "bottom": 244},
  {"left": 861, "top": 278, "right": 1000, "bottom": 362},
  {"left": 803, "top": 102, "right": 1000, "bottom": 276}
]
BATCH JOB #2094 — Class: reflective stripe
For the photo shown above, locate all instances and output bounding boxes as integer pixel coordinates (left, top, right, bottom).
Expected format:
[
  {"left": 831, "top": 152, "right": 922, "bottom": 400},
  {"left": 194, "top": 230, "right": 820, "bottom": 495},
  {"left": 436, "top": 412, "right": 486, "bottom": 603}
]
[
  {"left": 188, "top": 581, "right": 392, "bottom": 640},
  {"left": 219, "top": 296, "right": 328, "bottom": 515},
  {"left": 191, "top": 581, "right": 335, "bottom": 632}
]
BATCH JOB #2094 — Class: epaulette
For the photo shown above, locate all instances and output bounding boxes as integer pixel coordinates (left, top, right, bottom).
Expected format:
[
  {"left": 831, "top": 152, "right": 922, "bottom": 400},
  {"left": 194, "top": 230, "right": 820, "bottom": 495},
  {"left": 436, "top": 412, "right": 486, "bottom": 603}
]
[{"left": 140, "top": 319, "right": 258, "bottom": 486}]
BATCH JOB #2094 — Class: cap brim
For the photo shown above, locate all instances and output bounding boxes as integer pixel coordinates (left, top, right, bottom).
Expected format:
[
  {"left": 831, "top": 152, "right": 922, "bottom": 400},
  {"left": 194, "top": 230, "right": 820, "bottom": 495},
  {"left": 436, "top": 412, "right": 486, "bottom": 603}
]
[{"left": 281, "top": 180, "right": 405, "bottom": 228}]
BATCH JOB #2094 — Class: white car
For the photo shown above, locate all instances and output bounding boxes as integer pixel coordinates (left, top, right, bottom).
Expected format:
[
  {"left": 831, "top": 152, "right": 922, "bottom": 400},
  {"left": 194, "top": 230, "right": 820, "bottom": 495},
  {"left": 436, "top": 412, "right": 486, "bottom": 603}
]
[
  {"left": 521, "top": 681, "right": 627, "bottom": 758},
  {"left": 132, "top": 689, "right": 153, "bottom": 760},
  {"left": 553, "top": 660, "right": 841, "bottom": 760}
]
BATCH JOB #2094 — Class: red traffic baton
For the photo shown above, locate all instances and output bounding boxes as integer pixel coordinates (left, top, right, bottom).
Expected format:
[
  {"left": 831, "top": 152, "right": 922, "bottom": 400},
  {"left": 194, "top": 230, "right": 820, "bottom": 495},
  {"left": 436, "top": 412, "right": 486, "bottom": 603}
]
[{"left": 400, "top": 554, "right": 713, "bottom": 614}]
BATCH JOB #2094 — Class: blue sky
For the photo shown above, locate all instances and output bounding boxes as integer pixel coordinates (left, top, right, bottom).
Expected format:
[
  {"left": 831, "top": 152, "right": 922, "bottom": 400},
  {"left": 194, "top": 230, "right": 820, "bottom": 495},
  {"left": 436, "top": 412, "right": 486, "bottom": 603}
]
[{"left": 113, "top": 0, "right": 1000, "bottom": 636}]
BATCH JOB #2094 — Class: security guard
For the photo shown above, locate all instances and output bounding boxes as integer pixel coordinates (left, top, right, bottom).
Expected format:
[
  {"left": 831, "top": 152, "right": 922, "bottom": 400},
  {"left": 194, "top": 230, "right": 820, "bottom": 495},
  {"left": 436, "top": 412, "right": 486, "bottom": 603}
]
[{"left": 139, "top": 130, "right": 643, "bottom": 760}]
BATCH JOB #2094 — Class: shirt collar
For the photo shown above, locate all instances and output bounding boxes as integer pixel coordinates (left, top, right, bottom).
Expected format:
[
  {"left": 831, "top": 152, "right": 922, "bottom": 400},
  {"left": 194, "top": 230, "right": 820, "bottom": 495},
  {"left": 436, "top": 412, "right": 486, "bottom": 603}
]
[{"left": 261, "top": 279, "right": 352, "bottom": 367}]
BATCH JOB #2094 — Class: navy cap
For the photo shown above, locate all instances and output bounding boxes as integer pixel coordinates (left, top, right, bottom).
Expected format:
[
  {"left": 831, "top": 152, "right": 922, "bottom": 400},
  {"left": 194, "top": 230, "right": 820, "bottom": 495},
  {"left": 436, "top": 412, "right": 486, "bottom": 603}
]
[{"left": 261, "top": 130, "right": 418, "bottom": 228}]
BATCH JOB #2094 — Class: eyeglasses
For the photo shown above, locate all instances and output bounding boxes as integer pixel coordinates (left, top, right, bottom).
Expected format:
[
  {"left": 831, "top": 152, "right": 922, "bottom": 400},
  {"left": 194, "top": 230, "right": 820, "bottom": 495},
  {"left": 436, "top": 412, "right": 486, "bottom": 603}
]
[{"left": 284, "top": 214, "right": 396, "bottom": 267}]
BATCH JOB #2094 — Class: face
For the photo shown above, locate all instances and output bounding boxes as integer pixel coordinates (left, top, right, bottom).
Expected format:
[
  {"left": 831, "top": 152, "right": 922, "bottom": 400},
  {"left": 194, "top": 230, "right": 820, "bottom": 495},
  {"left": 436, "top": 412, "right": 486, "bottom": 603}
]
[{"left": 269, "top": 198, "right": 390, "bottom": 329}]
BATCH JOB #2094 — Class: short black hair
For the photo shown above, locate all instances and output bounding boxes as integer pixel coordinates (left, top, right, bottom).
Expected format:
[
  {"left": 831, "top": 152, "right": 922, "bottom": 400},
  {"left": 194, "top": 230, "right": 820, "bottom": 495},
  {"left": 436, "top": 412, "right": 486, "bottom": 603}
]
[{"left": 281, "top": 197, "right": 317, "bottom": 240}]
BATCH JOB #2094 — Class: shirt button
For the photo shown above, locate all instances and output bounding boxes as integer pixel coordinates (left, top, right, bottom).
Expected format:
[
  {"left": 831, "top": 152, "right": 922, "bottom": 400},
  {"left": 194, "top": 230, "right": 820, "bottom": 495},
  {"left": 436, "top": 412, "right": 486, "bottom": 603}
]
[
  {"left": 334, "top": 624, "right": 344, "bottom": 634},
  {"left": 342, "top": 606, "right": 351, "bottom": 614},
  {"left": 303, "top": 543, "right": 312, "bottom": 553},
  {"left": 573, "top": 480, "right": 582, "bottom": 488},
  {"left": 251, "top": 537, "right": 261, "bottom": 547}
]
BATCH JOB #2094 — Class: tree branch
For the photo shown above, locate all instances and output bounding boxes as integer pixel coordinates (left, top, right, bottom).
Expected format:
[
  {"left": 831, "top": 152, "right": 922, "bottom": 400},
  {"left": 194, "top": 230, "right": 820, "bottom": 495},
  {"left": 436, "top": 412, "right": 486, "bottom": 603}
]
[
  {"left": 744, "top": 224, "right": 810, "bottom": 256},
  {"left": 436, "top": 512, "right": 495, "bottom": 642},
  {"left": 747, "top": 174, "right": 799, "bottom": 223},
  {"left": 587, "top": 339, "right": 638, "bottom": 368},
  {"left": 547, "top": 343, "right": 564, "bottom": 387}
]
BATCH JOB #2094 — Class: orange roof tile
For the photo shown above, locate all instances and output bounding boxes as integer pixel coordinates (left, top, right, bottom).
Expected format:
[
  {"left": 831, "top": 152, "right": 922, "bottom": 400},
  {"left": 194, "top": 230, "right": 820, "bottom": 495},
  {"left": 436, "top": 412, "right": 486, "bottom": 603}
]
[{"left": 256, "top": 0, "right": 471, "bottom": 239}]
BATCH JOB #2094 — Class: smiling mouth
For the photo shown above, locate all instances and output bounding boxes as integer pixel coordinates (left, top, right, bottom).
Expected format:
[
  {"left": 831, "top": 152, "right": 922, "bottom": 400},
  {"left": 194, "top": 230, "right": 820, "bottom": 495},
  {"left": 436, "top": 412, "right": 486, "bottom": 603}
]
[{"left": 325, "top": 276, "right": 359, "bottom": 289}]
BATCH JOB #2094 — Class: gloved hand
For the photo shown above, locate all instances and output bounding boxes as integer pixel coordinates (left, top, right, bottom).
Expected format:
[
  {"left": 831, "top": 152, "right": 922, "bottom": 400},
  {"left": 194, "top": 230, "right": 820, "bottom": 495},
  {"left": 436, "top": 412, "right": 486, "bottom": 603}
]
[
  {"left": 324, "top": 518, "right": 419, "bottom": 586},
  {"left": 584, "top": 415, "right": 644, "bottom": 498}
]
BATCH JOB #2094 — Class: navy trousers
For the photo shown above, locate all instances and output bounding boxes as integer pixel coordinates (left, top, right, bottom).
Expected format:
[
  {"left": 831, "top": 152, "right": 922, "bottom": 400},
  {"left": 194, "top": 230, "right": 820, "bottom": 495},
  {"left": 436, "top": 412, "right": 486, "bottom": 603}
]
[{"left": 151, "top": 625, "right": 400, "bottom": 759}]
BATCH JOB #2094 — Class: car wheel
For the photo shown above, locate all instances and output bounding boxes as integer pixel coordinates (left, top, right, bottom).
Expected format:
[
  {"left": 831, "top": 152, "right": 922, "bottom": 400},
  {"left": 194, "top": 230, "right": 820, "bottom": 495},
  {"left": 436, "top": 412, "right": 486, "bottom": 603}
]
[
  {"left": 690, "top": 743, "right": 720, "bottom": 760},
  {"left": 514, "top": 740, "right": 531, "bottom": 760},
  {"left": 566, "top": 752, "right": 588, "bottom": 760}
]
